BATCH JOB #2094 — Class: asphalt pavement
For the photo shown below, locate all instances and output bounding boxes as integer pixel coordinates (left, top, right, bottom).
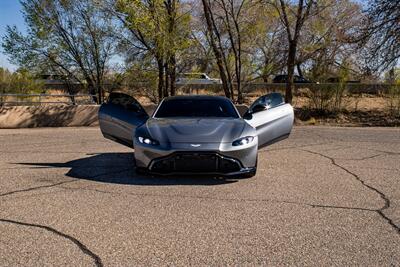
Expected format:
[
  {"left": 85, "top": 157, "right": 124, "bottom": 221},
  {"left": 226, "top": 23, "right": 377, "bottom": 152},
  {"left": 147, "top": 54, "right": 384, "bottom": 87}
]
[{"left": 0, "top": 126, "right": 399, "bottom": 266}]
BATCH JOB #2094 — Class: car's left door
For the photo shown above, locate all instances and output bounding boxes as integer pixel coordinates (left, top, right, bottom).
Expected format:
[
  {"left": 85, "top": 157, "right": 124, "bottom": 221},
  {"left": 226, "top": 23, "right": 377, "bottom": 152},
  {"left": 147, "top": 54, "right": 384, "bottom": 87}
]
[
  {"left": 244, "top": 92, "right": 294, "bottom": 148},
  {"left": 98, "top": 92, "right": 149, "bottom": 148}
]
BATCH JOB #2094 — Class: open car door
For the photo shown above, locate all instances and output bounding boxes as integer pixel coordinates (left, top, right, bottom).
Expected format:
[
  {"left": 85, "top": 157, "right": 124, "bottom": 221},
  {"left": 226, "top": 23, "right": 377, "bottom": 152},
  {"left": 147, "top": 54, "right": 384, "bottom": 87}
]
[
  {"left": 98, "top": 92, "right": 149, "bottom": 148},
  {"left": 244, "top": 92, "right": 294, "bottom": 149}
]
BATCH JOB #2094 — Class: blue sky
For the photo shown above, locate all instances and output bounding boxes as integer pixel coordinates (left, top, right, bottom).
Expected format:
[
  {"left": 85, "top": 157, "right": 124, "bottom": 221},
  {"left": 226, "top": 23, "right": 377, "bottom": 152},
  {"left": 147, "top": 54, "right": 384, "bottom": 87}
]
[{"left": 0, "top": 0, "right": 26, "bottom": 70}]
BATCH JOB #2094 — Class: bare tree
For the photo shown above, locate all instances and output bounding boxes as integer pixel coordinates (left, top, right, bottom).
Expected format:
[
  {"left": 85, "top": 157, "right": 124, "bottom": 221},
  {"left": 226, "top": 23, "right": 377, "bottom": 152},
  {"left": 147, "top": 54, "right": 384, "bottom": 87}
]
[
  {"left": 201, "top": 0, "right": 232, "bottom": 99},
  {"left": 296, "top": 0, "right": 363, "bottom": 82},
  {"left": 362, "top": 0, "right": 400, "bottom": 71},
  {"left": 219, "top": 0, "right": 246, "bottom": 103},
  {"left": 164, "top": 0, "right": 178, "bottom": 96},
  {"left": 270, "top": 0, "right": 315, "bottom": 103},
  {"left": 249, "top": 4, "right": 286, "bottom": 83}
]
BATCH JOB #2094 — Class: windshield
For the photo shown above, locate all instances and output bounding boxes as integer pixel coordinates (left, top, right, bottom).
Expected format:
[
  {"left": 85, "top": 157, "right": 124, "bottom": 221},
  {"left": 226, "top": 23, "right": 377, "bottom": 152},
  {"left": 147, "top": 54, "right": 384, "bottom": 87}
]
[{"left": 154, "top": 98, "right": 239, "bottom": 118}]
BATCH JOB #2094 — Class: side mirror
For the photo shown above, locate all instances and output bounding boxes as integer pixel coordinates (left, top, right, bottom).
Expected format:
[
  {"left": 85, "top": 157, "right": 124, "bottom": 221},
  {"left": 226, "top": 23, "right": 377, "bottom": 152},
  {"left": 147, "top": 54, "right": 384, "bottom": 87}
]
[
  {"left": 251, "top": 103, "right": 268, "bottom": 113},
  {"left": 243, "top": 103, "right": 267, "bottom": 119},
  {"left": 243, "top": 112, "right": 252, "bottom": 120}
]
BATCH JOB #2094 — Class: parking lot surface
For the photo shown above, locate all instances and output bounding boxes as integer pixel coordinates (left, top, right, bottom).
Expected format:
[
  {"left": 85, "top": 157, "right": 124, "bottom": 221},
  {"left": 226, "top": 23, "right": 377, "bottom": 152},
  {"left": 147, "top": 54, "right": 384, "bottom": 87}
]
[{"left": 0, "top": 126, "right": 399, "bottom": 266}]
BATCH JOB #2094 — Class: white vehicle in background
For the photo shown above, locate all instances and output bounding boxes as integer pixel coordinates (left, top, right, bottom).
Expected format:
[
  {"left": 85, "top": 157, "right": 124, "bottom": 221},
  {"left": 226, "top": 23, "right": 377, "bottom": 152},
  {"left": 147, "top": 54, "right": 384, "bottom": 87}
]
[{"left": 176, "top": 73, "right": 222, "bottom": 85}]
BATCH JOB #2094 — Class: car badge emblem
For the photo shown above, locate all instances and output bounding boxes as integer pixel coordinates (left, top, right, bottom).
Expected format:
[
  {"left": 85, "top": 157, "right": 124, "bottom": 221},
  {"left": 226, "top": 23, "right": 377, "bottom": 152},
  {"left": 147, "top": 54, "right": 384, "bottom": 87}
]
[{"left": 190, "top": 144, "right": 201, "bottom": 147}]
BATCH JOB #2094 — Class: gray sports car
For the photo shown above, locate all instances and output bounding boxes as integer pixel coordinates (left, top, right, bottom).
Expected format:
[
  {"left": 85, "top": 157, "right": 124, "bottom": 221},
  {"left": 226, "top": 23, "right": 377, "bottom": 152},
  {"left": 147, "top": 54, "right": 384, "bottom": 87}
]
[{"left": 98, "top": 92, "right": 294, "bottom": 178}]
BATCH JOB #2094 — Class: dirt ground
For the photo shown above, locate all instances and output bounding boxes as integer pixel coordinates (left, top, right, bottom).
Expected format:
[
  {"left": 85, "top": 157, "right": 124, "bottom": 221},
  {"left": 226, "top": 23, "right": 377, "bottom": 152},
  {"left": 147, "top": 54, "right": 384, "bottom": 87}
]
[{"left": 291, "top": 95, "right": 388, "bottom": 112}]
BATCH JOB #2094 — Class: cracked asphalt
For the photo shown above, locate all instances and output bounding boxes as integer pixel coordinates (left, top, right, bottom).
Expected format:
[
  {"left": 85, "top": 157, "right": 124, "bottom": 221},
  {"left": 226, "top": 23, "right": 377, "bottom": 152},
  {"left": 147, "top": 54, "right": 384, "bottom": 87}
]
[{"left": 0, "top": 126, "right": 399, "bottom": 266}]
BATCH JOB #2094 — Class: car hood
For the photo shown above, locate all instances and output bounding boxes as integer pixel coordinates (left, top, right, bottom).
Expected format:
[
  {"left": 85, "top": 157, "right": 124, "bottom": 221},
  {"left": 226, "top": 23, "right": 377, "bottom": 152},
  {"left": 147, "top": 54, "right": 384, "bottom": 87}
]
[{"left": 143, "top": 118, "right": 248, "bottom": 143}]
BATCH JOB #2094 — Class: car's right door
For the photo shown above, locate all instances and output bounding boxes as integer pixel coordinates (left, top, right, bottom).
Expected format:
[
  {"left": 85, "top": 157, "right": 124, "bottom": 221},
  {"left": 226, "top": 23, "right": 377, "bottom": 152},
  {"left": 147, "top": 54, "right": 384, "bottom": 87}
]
[
  {"left": 244, "top": 92, "right": 294, "bottom": 148},
  {"left": 98, "top": 92, "right": 149, "bottom": 148}
]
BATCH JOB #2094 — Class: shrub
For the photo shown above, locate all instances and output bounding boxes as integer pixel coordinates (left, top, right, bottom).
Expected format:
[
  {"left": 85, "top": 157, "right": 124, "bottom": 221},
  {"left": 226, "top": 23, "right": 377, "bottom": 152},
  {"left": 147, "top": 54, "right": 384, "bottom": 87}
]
[
  {"left": 0, "top": 68, "right": 43, "bottom": 94},
  {"left": 386, "top": 83, "right": 400, "bottom": 116},
  {"left": 305, "top": 62, "right": 349, "bottom": 112},
  {"left": 0, "top": 68, "right": 44, "bottom": 105}
]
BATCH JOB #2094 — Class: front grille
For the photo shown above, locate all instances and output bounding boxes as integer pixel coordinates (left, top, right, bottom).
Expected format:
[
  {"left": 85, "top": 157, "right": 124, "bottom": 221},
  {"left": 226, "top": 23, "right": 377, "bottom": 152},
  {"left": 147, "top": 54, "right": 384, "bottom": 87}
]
[{"left": 150, "top": 152, "right": 242, "bottom": 174}]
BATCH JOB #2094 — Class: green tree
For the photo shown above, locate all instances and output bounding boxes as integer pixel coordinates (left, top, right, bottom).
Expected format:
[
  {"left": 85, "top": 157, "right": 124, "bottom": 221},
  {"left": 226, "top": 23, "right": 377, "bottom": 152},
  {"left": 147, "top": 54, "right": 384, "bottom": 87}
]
[
  {"left": 2, "top": 0, "right": 116, "bottom": 103},
  {"left": 0, "top": 68, "right": 44, "bottom": 105},
  {"left": 0, "top": 67, "right": 42, "bottom": 94},
  {"left": 113, "top": 0, "right": 191, "bottom": 101}
]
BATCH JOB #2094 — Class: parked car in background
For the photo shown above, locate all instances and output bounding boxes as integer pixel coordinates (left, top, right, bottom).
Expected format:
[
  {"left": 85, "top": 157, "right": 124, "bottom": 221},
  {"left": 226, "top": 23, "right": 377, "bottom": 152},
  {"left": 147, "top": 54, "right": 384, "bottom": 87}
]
[
  {"left": 273, "top": 75, "right": 312, "bottom": 83},
  {"left": 176, "top": 73, "right": 222, "bottom": 85}
]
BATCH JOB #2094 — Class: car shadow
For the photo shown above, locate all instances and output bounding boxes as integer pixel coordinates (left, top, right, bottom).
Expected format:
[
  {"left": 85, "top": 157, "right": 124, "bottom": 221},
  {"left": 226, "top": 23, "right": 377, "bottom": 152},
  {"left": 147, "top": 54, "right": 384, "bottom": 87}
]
[{"left": 17, "top": 152, "right": 237, "bottom": 186}]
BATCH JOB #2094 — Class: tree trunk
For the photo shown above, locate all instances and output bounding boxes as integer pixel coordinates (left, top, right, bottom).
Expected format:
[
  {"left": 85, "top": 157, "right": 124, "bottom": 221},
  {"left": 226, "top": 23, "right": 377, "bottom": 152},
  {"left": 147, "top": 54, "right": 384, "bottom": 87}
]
[
  {"left": 296, "top": 63, "right": 303, "bottom": 77},
  {"left": 286, "top": 41, "right": 296, "bottom": 104},
  {"left": 65, "top": 82, "right": 76, "bottom": 105},
  {"left": 164, "top": 63, "right": 169, "bottom": 97},
  {"left": 232, "top": 8, "right": 243, "bottom": 104},
  {"left": 389, "top": 68, "right": 395, "bottom": 84},
  {"left": 97, "top": 85, "right": 103, "bottom": 104},
  {"left": 87, "top": 80, "right": 98, "bottom": 104},
  {"left": 96, "top": 70, "right": 103, "bottom": 104},
  {"left": 237, "top": 83, "right": 243, "bottom": 104},
  {"left": 169, "top": 55, "right": 176, "bottom": 96},
  {"left": 165, "top": 0, "right": 177, "bottom": 97},
  {"left": 157, "top": 59, "right": 164, "bottom": 101},
  {"left": 262, "top": 57, "right": 270, "bottom": 83},
  {"left": 201, "top": 0, "right": 231, "bottom": 99},
  {"left": 236, "top": 59, "right": 243, "bottom": 103},
  {"left": 233, "top": 47, "right": 242, "bottom": 103}
]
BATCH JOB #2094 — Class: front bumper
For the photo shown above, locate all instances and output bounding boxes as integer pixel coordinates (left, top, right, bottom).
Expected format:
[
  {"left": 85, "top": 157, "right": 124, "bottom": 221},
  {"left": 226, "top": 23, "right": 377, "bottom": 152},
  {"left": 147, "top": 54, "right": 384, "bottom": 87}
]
[
  {"left": 143, "top": 166, "right": 257, "bottom": 178},
  {"left": 134, "top": 140, "right": 258, "bottom": 174},
  {"left": 148, "top": 152, "right": 256, "bottom": 177}
]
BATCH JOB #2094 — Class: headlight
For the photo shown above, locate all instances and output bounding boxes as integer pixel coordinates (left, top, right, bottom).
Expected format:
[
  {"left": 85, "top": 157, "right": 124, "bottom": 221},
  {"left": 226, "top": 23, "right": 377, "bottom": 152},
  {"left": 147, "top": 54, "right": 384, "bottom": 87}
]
[
  {"left": 137, "top": 136, "right": 159, "bottom": 146},
  {"left": 232, "top": 136, "right": 254, "bottom": 146}
]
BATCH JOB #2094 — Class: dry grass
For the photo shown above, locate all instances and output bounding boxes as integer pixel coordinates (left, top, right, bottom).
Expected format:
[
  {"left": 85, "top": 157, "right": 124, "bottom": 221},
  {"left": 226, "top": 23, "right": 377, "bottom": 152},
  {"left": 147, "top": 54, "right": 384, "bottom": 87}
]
[{"left": 3, "top": 88, "right": 398, "bottom": 127}]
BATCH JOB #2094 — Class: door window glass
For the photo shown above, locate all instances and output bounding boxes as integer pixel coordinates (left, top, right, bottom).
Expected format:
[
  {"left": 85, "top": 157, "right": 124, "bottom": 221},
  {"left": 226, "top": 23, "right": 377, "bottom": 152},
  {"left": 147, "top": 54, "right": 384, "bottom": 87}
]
[
  {"left": 250, "top": 93, "right": 284, "bottom": 113},
  {"left": 265, "top": 93, "right": 285, "bottom": 108},
  {"left": 108, "top": 92, "right": 146, "bottom": 113}
]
